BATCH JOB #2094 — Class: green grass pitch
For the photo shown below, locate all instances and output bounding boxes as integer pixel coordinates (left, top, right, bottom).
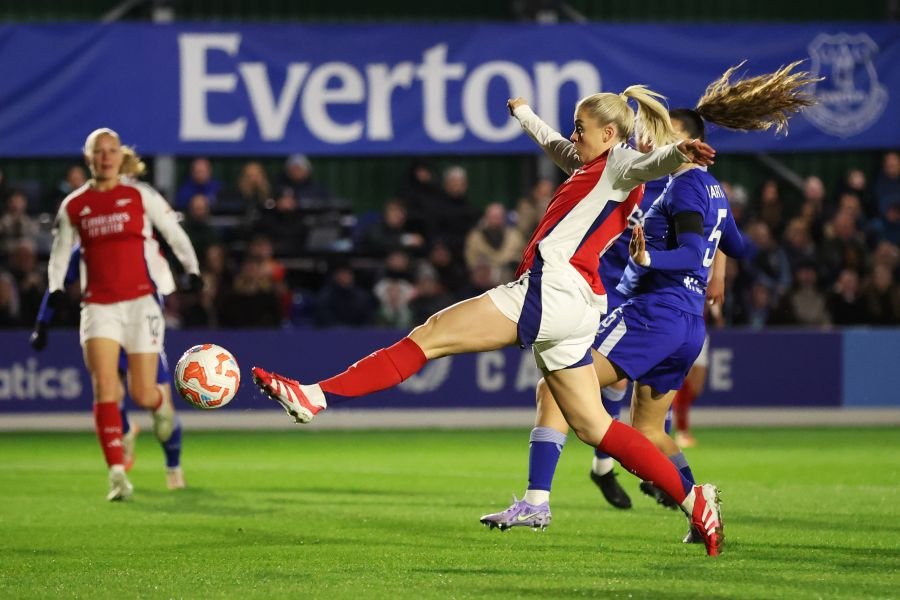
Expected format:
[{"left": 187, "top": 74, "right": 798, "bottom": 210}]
[{"left": 1, "top": 427, "right": 898, "bottom": 599}]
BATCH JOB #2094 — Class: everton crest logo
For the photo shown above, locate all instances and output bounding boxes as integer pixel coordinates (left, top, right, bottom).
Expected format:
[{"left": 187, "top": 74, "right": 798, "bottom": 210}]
[{"left": 804, "top": 33, "right": 888, "bottom": 138}]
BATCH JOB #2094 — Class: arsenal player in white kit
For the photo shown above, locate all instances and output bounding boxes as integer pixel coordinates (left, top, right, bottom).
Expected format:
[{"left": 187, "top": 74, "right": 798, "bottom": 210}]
[
  {"left": 253, "top": 88, "right": 726, "bottom": 555},
  {"left": 47, "top": 128, "right": 201, "bottom": 501}
]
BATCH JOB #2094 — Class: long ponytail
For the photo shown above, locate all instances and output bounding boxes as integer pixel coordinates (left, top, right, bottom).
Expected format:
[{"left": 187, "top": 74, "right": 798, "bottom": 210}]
[
  {"left": 621, "top": 85, "right": 679, "bottom": 147},
  {"left": 695, "top": 61, "right": 820, "bottom": 135}
]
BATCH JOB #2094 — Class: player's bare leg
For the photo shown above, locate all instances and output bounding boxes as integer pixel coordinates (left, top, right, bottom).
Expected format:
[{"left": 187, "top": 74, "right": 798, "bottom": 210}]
[
  {"left": 254, "top": 293, "right": 518, "bottom": 423},
  {"left": 128, "top": 355, "right": 184, "bottom": 489},
  {"left": 85, "top": 338, "right": 132, "bottom": 501},
  {"left": 674, "top": 364, "right": 707, "bottom": 448}
]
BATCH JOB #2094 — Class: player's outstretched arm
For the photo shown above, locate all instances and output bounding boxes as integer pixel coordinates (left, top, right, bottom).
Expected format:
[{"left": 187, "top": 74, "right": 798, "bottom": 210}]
[
  {"left": 508, "top": 98, "right": 582, "bottom": 176},
  {"left": 612, "top": 139, "right": 715, "bottom": 188}
]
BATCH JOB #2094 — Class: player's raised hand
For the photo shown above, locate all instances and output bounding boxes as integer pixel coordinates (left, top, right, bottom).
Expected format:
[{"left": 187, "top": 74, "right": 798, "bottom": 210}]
[
  {"left": 630, "top": 225, "right": 650, "bottom": 266},
  {"left": 678, "top": 139, "right": 716, "bottom": 166},
  {"left": 507, "top": 97, "right": 528, "bottom": 116}
]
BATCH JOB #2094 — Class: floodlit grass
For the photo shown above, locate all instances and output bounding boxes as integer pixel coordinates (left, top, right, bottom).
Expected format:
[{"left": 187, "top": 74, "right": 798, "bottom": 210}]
[{"left": 1, "top": 427, "right": 898, "bottom": 598}]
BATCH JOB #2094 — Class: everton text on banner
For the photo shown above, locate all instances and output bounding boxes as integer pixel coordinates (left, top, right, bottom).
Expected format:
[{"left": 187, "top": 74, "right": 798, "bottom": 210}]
[{"left": 0, "top": 23, "right": 897, "bottom": 156}]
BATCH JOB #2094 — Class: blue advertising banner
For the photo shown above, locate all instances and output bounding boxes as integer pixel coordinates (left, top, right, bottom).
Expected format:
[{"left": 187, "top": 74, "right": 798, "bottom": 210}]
[
  {"left": 0, "top": 23, "right": 897, "bottom": 157},
  {"left": 0, "top": 328, "right": 857, "bottom": 414},
  {"left": 842, "top": 329, "right": 900, "bottom": 408},
  {"left": 704, "top": 330, "right": 843, "bottom": 408}
]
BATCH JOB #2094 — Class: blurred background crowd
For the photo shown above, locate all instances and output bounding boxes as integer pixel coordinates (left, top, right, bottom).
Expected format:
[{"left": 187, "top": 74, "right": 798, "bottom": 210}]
[{"left": 0, "top": 148, "right": 898, "bottom": 331}]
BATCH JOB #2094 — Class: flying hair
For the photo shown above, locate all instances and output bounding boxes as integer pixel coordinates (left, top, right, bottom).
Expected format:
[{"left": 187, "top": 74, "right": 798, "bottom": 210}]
[{"left": 695, "top": 60, "right": 821, "bottom": 135}]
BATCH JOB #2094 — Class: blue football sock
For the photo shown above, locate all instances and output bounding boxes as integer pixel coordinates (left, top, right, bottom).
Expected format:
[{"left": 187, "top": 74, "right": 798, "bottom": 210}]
[
  {"left": 120, "top": 406, "right": 131, "bottom": 435},
  {"left": 669, "top": 451, "right": 695, "bottom": 486},
  {"left": 161, "top": 419, "right": 182, "bottom": 469},
  {"left": 527, "top": 427, "right": 567, "bottom": 492}
]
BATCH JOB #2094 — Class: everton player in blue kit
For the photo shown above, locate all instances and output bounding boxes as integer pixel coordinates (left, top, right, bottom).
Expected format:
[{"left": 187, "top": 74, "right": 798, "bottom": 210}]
[
  {"left": 482, "top": 62, "right": 819, "bottom": 553},
  {"left": 587, "top": 175, "right": 670, "bottom": 509}
]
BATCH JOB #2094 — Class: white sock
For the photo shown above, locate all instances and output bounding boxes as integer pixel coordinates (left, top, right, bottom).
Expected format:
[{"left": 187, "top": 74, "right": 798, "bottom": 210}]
[
  {"left": 110, "top": 464, "right": 126, "bottom": 475},
  {"left": 523, "top": 489, "right": 550, "bottom": 505},
  {"left": 592, "top": 456, "right": 614, "bottom": 476},
  {"left": 301, "top": 384, "right": 328, "bottom": 408}
]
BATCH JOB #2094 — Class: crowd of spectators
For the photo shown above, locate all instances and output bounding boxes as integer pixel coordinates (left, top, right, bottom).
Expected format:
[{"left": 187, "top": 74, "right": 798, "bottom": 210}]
[{"left": 0, "top": 151, "right": 898, "bottom": 331}]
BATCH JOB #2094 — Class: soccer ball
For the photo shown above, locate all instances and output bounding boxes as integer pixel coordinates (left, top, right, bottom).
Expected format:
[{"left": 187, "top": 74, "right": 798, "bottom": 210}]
[{"left": 174, "top": 344, "right": 240, "bottom": 409}]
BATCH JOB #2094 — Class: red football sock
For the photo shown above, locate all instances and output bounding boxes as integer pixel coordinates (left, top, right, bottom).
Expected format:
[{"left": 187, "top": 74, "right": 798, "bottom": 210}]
[
  {"left": 597, "top": 420, "right": 691, "bottom": 503},
  {"left": 673, "top": 381, "right": 696, "bottom": 433},
  {"left": 320, "top": 337, "right": 427, "bottom": 397},
  {"left": 94, "top": 402, "right": 124, "bottom": 467}
]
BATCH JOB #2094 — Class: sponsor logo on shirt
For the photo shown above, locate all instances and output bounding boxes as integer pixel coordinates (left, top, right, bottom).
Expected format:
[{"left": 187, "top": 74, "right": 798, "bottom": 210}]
[
  {"left": 83, "top": 211, "right": 132, "bottom": 238},
  {"left": 79, "top": 206, "right": 92, "bottom": 217},
  {"left": 683, "top": 275, "right": 703, "bottom": 295}
]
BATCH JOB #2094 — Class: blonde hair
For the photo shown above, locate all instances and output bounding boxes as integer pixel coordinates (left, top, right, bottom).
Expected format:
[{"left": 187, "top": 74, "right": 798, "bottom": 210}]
[
  {"left": 82, "top": 127, "right": 146, "bottom": 179},
  {"left": 695, "top": 61, "right": 820, "bottom": 135},
  {"left": 577, "top": 86, "right": 677, "bottom": 148},
  {"left": 120, "top": 146, "right": 146, "bottom": 178}
]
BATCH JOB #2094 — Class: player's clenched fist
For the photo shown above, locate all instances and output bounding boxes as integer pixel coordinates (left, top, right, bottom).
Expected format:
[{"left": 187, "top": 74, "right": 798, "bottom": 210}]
[{"left": 507, "top": 97, "right": 528, "bottom": 115}]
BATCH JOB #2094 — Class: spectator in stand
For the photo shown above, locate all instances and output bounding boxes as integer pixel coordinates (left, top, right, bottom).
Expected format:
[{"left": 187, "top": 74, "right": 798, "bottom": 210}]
[
  {"left": 744, "top": 221, "right": 792, "bottom": 298},
  {"left": 836, "top": 191, "right": 864, "bottom": 225},
  {"left": 234, "top": 161, "right": 273, "bottom": 219},
  {"left": 46, "top": 165, "right": 88, "bottom": 212},
  {"left": 218, "top": 255, "right": 282, "bottom": 328},
  {"left": 838, "top": 168, "right": 876, "bottom": 219},
  {"left": 176, "top": 158, "right": 222, "bottom": 209},
  {"left": 515, "top": 178, "right": 554, "bottom": 240},
  {"left": 863, "top": 264, "right": 900, "bottom": 325},
  {"left": 245, "top": 235, "right": 290, "bottom": 319},
  {"left": 358, "top": 198, "right": 424, "bottom": 257},
  {"left": 871, "top": 241, "right": 900, "bottom": 277},
  {"left": 190, "top": 243, "right": 233, "bottom": 328},
  {"left": 7, "top": 239, "right": 43, "bottom": 326},
  {"left": 782, "top": 217, "right": 818, "bottom": 273},
  {"left": 279, "top": 154, "right": 331, "bottom": 208},
  {"left": 722, "top": 181, "right": 749, "bottom": 229},
  {"left": 756, "top": 179, "right": 785, "bottom": 237},
  {"left": 464, "top": 202, "right": 525, "bottom": 282},
  {"left": 874, "top": 151, "right": 900, "bottom": 220},
  {"left": 409, "top": 265, "right": 454, "bottom": 326},
  {"left": 735, "top": 281, "right": 777, "bottom": 330},
  {"left": 828, "top": 269, "right": 867, "bottom": 325},
  {"left": 427, "top": 166, "right": 480, "bottom": 254},
  {"left": 374, "top": 279, "right": 414, "bottom": 329},
  {"left": 254, "top": 187, "right": 307, "bottom": 257},
  {"left": 819, "top": 209, "right": 868, "bottom": 283},
  {"left": 775, "top": 261, "right": 830, "bottom": 327},
  {"left": 373, "top": 251, "right": 415, "bottom": 329},
  {"left": 427, "top": 239, "right": 468, "bottom": 295},
  {"left": 182, "top": 194, "right": 222, "bottom": 263},
  {"left": 396, "top": 159, "right": 443, "bottom": 235},
  {"left": 455, "top": 261, "right": 499, "bottom": 301},
  {"left": 801, "top": 175, "right": 827, "bottom": 242},
  {"left": 0, "top": 190, "right": 39, "bottom": 258},
  {"left": 315, "top": 265, "right": 373, "bottom": 327},
  {"left": 0, "top": 271, "right": 20, "bottom": 327}
]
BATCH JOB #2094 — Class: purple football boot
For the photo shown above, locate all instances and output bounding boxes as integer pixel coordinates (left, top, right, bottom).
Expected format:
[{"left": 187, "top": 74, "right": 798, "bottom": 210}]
[{"left": 480, "top": 496, "right": 552, "bottom": 531}]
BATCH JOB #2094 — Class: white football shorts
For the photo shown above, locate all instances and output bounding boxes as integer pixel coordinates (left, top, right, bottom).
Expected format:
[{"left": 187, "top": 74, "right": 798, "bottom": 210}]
[
  {"left": 487, "top": 269, "right": 603, "bottom": 372},
  {"left": 80, "top": 293, "right": 165, "bottom": 354}
]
